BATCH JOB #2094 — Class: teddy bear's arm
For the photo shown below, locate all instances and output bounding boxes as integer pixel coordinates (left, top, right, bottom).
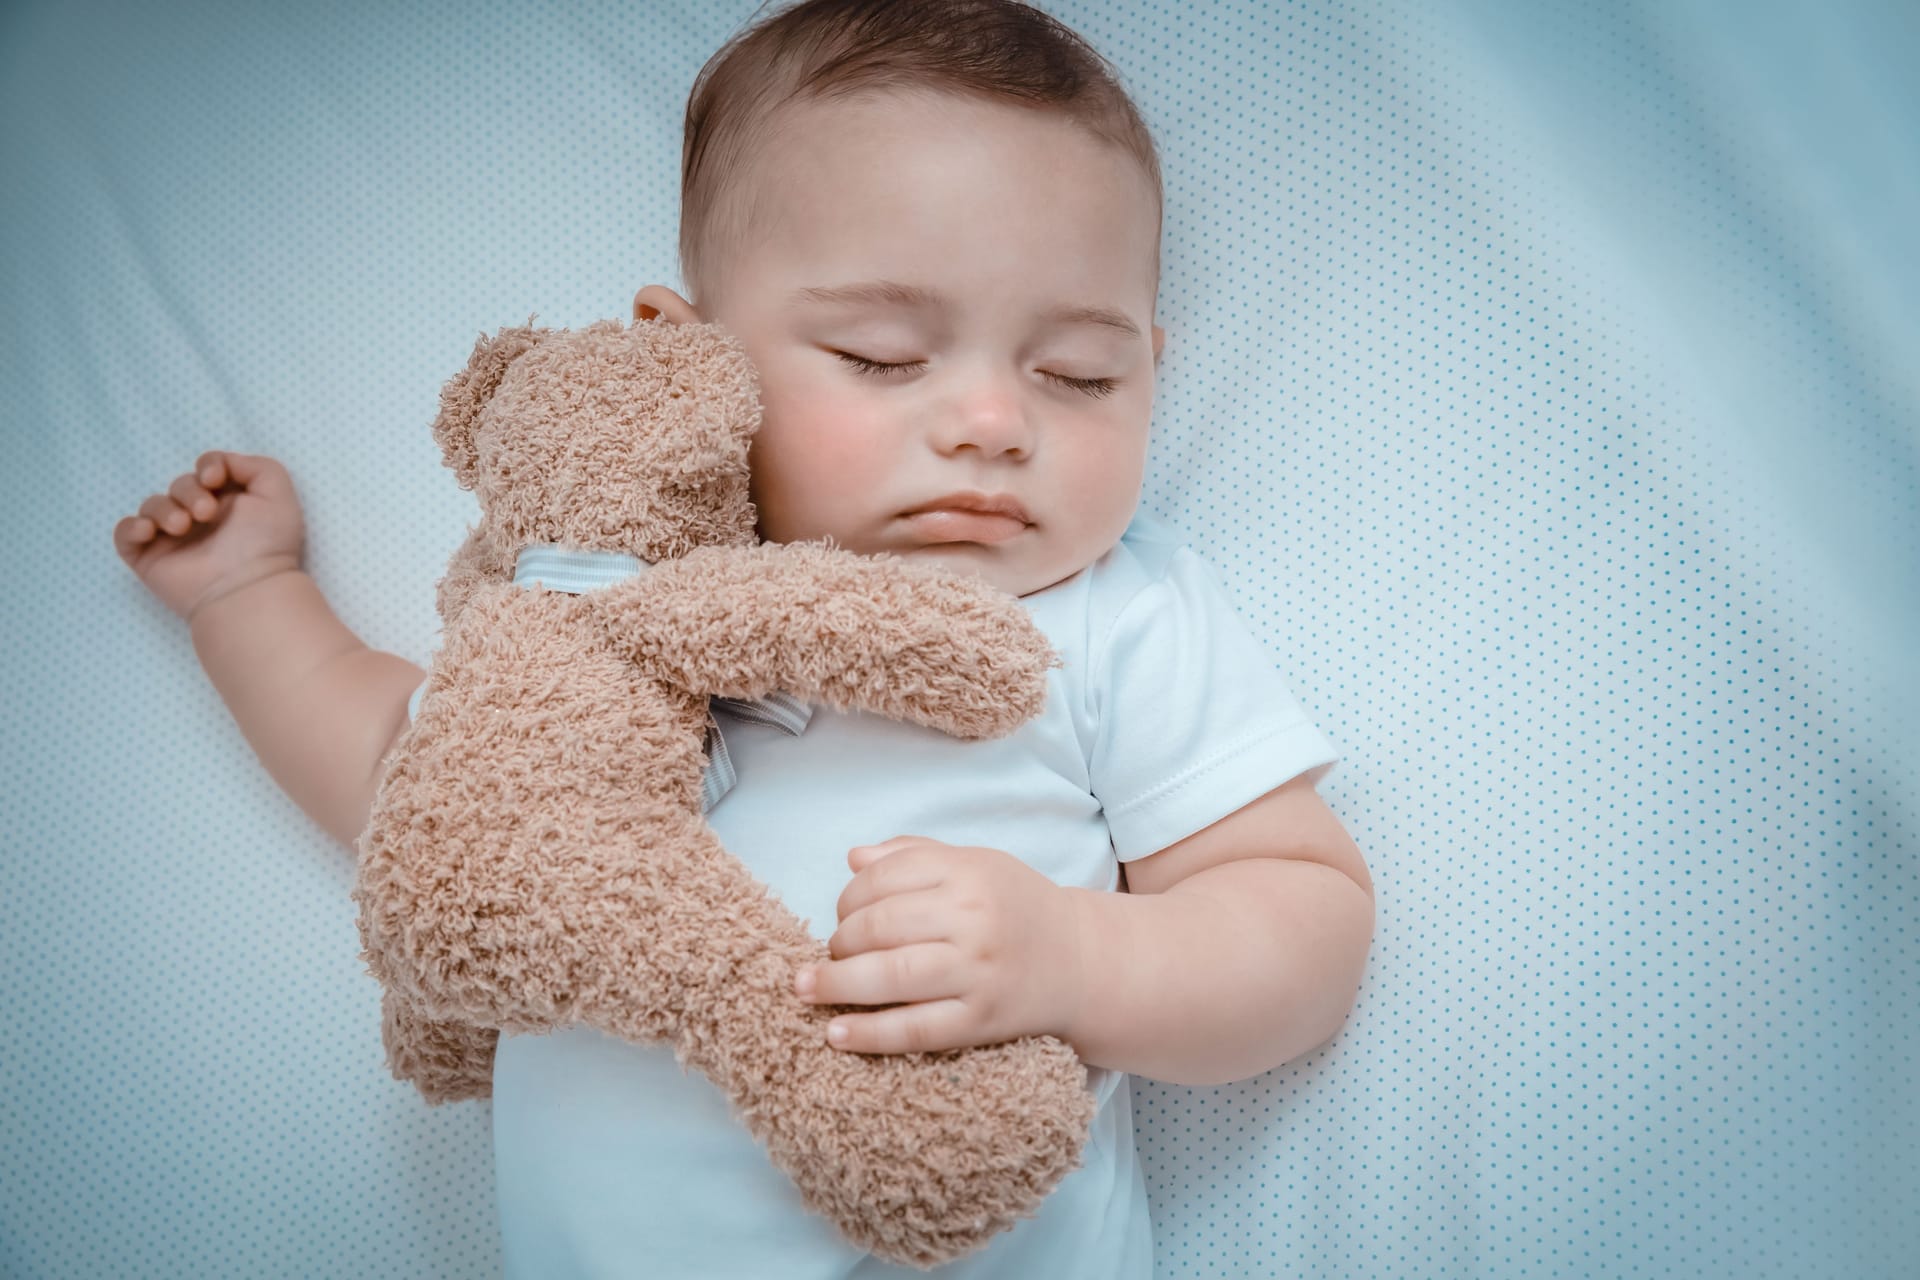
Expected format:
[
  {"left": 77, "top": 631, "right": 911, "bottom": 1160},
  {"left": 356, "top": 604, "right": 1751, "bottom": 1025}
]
[{"left": 591, "top": 542, "right": 1057, "bottom": 740}]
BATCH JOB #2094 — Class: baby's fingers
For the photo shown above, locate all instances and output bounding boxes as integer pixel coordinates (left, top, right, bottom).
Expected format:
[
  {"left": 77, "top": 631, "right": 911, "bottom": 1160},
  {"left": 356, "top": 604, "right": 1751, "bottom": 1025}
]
[
  {"left": 194, "top": 450, "right": 287, "bottom": 498},
  {"left": 168, "top": 472, "right": 219, "bottom": 522},
  {"left": 136, "top": 492, "right": 193, "bottom": 537},
  {"left": 112, "top": 513, "right": 158, "bottom": 562},
  {"left": 194, "top": 451, "right": 231, "bottom": 490},
  {"left": 122, "top": 463, "right": 233, "bottom": 551}
]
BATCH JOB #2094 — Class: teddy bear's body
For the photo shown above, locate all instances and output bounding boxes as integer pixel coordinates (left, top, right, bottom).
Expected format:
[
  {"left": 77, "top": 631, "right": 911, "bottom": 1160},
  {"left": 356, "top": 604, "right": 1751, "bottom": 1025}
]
[{"left": 353, "top": 318, "right": 1098, "bottom": 1268}]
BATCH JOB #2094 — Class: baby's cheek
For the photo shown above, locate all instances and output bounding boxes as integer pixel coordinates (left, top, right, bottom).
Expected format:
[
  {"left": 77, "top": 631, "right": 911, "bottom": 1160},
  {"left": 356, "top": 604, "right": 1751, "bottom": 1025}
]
[
  {"left": 770, "top": 401, "right": 888, "bottom": 478},
  {"left": 812, "top": 423, "right": 889, "bottom": 476},
  {"left": 751, "top": 411, "right": 888, "bottom": 541}
]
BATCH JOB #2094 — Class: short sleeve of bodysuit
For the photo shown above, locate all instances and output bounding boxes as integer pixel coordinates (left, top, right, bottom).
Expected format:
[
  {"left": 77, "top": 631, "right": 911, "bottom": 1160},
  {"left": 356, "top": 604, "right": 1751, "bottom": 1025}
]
[{"left": 1086, "top": 541, "right": 1339, "bottom": 862}]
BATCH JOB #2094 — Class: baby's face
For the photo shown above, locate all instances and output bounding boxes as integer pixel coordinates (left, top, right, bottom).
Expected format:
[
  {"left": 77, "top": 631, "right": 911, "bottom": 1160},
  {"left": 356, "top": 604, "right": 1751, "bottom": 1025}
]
[{"left": 644, "top": 89, "right": 1163, "bottom": 598}]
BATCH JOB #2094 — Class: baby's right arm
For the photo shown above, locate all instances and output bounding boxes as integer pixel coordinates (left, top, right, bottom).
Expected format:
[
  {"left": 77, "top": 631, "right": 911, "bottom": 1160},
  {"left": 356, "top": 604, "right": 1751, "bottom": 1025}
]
[{"left": 113, "top": 451, "right": 425, "bottom": 850}]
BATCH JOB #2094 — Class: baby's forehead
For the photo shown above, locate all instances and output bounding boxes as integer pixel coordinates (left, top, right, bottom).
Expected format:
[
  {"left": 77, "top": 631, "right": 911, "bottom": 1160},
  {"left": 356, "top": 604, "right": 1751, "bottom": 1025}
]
[
  {"left": 739, "top": 89, "right": 1151, "bottom": 202},
  {"left": 693, "top": 90, "right": 1160, "bottom": 307}
]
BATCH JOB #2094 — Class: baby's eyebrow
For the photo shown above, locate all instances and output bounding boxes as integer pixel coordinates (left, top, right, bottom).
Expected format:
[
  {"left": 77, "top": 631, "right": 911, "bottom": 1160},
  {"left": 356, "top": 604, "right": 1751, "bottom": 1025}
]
[{"left": 789, "top": 279, "right": 1141, "bottom": 339}]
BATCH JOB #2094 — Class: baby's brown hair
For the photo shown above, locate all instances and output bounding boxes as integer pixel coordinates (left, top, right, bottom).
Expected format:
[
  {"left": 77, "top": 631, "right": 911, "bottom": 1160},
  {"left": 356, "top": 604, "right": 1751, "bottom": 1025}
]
[{"left": 678, "top": 0, "right": 1162, "bottom": 305}]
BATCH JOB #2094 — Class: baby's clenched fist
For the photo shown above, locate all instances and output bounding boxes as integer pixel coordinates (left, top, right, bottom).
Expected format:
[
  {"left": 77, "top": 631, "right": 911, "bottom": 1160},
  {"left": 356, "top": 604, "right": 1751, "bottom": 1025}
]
[{"left": 113, "top": 450, "right": 308, "bottom": 622}]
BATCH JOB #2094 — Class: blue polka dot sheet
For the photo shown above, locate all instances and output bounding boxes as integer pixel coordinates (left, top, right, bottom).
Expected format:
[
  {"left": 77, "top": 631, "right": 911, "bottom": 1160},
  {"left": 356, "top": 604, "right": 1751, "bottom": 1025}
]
[{"left": 3, "top": 1, "right": 1914, "bottom": 1276}]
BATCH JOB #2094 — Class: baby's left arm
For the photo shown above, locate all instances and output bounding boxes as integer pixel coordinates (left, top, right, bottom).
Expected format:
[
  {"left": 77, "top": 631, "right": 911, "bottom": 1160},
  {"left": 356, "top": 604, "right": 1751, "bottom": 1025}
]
[{"left": 1060, "top": 771, "right": 1374, "bottom": 1085}]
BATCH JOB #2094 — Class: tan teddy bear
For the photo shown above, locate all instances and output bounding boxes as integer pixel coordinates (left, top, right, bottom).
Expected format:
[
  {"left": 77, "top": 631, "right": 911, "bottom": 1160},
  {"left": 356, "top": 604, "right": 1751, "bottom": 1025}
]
[{"left": 352, "top": 316, "right": 1099, "bottom": 1268}]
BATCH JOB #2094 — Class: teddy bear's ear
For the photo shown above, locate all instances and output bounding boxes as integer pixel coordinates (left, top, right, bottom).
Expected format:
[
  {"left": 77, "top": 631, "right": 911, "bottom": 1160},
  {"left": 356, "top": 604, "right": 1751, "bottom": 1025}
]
[{"left": 431, "top": 316, "right": 551, "bottom": 489}]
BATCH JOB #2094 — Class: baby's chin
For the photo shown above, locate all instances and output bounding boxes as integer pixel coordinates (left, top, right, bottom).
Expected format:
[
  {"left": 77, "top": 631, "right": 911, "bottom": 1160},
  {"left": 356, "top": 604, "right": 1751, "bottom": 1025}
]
[
  {"left": 761, "top": 521, "right": 1088, "bottom": 597},
  {"left": 893, "top": 542, "right": 1083, "bottom": 599}
]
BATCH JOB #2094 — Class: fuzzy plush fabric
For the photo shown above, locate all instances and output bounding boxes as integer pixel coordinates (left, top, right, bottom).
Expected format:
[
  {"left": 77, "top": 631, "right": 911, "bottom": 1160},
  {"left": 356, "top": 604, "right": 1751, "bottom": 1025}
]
[{"left": 352, "top": 317, "right": 1099, "bottom": 1268}]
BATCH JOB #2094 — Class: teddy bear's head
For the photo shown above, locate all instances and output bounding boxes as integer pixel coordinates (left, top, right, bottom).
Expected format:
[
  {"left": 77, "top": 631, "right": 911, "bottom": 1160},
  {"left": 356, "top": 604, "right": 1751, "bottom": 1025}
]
[{"left": 430, "top": 316, "right": 762, "bottom": 562}]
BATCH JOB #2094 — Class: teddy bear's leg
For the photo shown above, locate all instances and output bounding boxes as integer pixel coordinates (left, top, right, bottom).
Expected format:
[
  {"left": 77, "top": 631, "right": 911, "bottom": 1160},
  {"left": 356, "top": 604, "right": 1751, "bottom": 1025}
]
[
  {"left": 571, "top": 812, "right": 1101, "bottom": 1269},
  {"left": 380, "top": 989, "right": 498, "bottom": 1104}
]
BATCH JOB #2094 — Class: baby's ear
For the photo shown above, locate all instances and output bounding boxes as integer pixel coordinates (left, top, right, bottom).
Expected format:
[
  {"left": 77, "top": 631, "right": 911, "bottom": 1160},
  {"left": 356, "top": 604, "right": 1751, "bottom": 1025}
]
[
  {"left": 633, "top": 284, "right": 700, "bottom": 325},
  {"left": 431, "top": 316, "right": 551, "bottom": 489}
]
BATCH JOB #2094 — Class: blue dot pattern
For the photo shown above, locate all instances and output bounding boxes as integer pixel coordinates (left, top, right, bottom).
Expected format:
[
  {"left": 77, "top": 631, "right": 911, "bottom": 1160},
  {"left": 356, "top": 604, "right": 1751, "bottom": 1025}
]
[{"left": 2, "top": 1, "right": 1914, "bottom": 1277}]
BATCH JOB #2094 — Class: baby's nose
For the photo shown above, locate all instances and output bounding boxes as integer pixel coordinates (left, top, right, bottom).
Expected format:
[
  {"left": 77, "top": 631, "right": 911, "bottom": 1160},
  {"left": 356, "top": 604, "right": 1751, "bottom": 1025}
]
[{"left": 934, "top": 386, "right": 1033, "bottom": 459}]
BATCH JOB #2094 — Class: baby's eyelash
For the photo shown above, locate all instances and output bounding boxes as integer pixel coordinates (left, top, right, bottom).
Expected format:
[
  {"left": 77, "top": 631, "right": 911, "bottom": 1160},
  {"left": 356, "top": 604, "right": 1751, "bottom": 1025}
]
[
  {"left": 833, "top": 352, "right": 1119, "bottom": 399},
  {"left": 834, "top": 352, "right": 921, "bottom": 378}
]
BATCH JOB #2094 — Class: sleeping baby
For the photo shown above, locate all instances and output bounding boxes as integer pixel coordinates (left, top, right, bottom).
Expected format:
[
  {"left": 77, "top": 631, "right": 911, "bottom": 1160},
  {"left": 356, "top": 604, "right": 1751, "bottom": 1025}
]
[{"left": 111, "top": 1, "right": 1375, "bottom": 1276}]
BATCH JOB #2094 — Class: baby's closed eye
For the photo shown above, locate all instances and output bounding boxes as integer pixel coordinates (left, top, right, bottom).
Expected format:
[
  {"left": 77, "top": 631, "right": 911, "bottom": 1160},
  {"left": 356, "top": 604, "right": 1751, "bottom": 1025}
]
[{"left": 832, "top": 350, "right": 1118, "bottom": 398}]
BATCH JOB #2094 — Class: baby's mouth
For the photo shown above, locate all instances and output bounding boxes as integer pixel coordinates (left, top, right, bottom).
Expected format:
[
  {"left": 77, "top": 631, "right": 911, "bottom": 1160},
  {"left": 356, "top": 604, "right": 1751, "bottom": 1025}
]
[
  {"left": 897, "top": 490, "right": 1033, "bottom": 545},
  {"left": 898, "top": 508, "right": 1030, "bottom": 545}
]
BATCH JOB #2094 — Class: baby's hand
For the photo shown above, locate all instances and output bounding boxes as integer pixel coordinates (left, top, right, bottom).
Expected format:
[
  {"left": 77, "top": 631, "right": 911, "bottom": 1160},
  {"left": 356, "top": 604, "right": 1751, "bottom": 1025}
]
[
  {"left": 113, "top": 451, "right": 308, "bottom": 622},
  {"left": 794, "top": 837, "right": 1089, "bottom": 1056}
]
